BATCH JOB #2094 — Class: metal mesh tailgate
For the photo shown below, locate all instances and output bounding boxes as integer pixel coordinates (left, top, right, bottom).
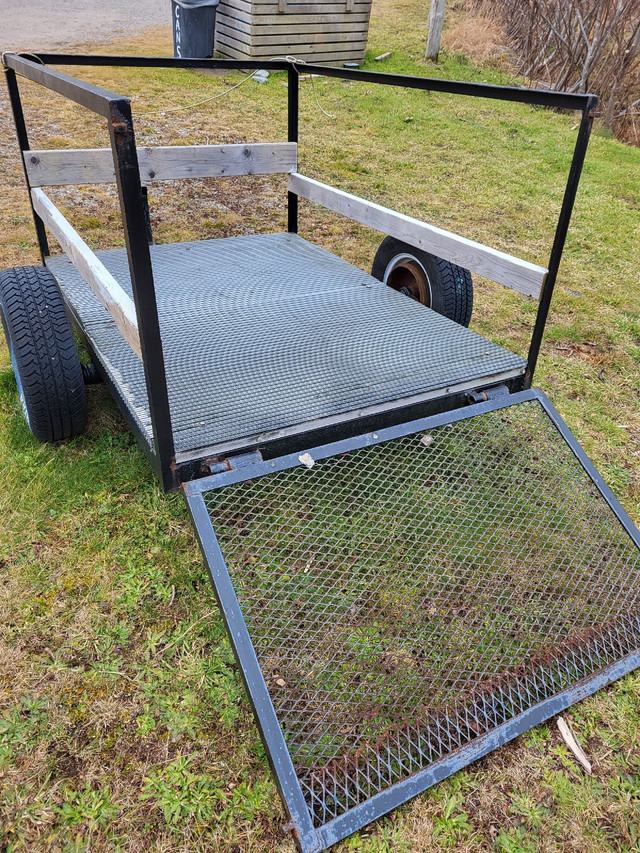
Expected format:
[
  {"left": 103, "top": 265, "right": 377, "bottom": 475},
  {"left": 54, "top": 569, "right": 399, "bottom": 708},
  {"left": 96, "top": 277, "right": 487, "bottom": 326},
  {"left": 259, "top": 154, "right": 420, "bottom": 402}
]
[{"left": 184, "top": 389, "right": 640, "bottom": 851}]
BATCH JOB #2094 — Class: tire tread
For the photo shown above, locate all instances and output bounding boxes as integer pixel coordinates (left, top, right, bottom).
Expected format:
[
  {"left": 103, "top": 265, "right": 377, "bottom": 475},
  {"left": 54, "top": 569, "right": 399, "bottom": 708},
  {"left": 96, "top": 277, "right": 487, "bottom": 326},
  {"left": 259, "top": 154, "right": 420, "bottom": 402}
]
[
  {"left": 0, "top": 265, "right": 87, "bottom": 442},
  {"left": 371, "top": 237, "right": 473, "bottom": 327}
]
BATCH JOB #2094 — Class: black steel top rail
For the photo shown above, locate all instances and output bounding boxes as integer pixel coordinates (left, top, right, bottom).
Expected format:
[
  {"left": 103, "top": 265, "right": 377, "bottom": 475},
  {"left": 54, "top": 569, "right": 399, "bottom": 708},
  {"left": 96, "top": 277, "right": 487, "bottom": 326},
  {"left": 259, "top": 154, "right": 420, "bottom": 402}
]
[
  {"left": 296, "top": 62, "right": 594, "bottom": 112},
  {"left": 18, "top": 53, "right": 292, "bottom": 72},
  {"left": 12, "top": 53, "right": 593, "bottom": 112},
  {"left": 3, "top": 53, "right": 127, "bottom": 118}
]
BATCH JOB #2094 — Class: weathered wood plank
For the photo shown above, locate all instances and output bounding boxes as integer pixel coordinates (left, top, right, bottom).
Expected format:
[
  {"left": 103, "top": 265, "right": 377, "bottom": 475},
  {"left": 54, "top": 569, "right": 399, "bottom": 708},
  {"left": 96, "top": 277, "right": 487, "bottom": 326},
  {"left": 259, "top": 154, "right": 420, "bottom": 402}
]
[
  {"left": 254, "top": 15, "right": 370, "bottom": 28},
  {"left": 216, "top": 47, "right": 367, "bottom": 62},
  {"left": 248, "top": 28, "right": 368, "bottom": 45},
  {"left": 219, "top": 9, "right": 371, "bottom": 26},
  {"left": 246, "top": 42, "right": 366, "bottom": 57},
  {"left": 220, "top": 0, "right": 370, "bottom": 14},
  {"left": 289, "top": 173, "right": 547, "bottom": 297},
  {"left": 25, "top": 143, "right": 298, "bottom": 187},
  {"left": 218, "top": 13, "right": 370, "bottom": 31},
  {"left": 215, "top": 14, "right": 252, "bottom": 34},
  {"left": 217, "top": 25, "right": 367, "bottom": 49},
  {"left": 214, "top": 22, "right": 253, "bottom": 45},
  {"left": 31, "top": 188, "right": 141, "bottom": 358},
  {"left": 213, "top": 35, "right": 249, "bottom": 58},
  {"left": 140, "top": 143, "right": 298, "bottom": 180}
]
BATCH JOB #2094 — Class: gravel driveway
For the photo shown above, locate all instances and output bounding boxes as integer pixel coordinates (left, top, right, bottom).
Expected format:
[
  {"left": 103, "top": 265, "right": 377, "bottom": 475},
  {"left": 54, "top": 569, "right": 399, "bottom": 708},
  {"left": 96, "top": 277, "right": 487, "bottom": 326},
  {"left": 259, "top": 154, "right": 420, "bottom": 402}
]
[{"left": 0, "top": 0, "right": 170, "bottom": 51}]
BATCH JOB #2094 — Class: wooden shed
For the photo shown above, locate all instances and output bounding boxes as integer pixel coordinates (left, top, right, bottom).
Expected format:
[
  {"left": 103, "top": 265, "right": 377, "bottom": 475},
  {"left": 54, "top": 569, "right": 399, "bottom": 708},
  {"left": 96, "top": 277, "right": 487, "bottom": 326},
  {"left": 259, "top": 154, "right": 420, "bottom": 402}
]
[{"left": 214, "top": 0, "right": 373, "bottom": 65}]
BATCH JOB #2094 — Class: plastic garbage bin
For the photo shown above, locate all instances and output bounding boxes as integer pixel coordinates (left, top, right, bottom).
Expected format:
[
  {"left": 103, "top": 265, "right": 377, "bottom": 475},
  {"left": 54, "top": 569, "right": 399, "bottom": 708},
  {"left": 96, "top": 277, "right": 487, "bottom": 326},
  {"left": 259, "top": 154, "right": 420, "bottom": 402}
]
[{"left": 172, "top": 0, "right": 219, "bottom": 59}]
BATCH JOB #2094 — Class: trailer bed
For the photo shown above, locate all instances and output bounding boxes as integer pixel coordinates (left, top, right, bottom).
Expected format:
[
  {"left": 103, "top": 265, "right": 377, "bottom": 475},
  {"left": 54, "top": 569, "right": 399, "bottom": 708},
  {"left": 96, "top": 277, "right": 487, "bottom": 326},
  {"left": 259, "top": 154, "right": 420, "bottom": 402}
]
[{"left": 47, "top": 232, "right": 525, "bottom": 458}]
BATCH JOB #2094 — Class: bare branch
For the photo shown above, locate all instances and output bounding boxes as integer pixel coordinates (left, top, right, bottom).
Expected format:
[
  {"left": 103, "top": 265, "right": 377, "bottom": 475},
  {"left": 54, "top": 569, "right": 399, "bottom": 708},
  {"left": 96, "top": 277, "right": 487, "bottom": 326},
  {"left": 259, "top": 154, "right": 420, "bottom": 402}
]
[{"left": 471, "top": 0, "right": 640, "bottom": 140}]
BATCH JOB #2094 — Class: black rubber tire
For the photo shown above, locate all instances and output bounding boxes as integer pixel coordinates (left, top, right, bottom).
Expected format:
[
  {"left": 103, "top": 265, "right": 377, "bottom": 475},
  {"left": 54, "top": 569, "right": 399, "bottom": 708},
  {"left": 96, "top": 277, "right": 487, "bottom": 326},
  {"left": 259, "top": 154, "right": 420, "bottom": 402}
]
[
  {"left": 371, "top": 236, "right": 473, "bottom": 327},
  {"left": 0, "top": 265, "right": 87, "bottom": 442}
]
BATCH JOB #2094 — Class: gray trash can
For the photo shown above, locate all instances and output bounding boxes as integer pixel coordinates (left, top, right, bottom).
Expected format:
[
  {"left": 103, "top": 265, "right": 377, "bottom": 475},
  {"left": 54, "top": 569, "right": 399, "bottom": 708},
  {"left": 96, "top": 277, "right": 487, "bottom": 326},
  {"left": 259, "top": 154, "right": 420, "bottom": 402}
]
[{"left": 172, "top": 0, "right": 219, "bottom": 59}]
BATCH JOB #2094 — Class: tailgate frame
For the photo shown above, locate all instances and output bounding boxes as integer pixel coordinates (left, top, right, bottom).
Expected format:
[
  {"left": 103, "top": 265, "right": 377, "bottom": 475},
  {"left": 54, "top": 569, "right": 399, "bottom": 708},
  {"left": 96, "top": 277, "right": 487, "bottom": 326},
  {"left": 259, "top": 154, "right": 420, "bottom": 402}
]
[{"left": 185, "top": 388, "right": 640, "bottom": 851}]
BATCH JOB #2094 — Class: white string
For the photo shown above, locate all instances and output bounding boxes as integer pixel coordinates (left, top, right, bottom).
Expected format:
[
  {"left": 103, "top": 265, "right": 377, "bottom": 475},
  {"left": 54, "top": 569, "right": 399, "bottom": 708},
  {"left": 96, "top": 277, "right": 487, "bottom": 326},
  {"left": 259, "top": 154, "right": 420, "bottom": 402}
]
[
  {"left": 0, "top": 51, "right": 335, "bottom": 121},
  {"left": 135, "top": 67, "right": 257, "bottom": 115},
  {"left": 2, "top": 51, "right": 45, "bottom": 70},
  {"left": 309, "top": 75, "right": 334, "bottom": 120},
  {"left": 134, "top": 55, "right": 334, "bottom": 119},
  {"left": 284, "top": 55, "right": 334, "bottom": 119}
]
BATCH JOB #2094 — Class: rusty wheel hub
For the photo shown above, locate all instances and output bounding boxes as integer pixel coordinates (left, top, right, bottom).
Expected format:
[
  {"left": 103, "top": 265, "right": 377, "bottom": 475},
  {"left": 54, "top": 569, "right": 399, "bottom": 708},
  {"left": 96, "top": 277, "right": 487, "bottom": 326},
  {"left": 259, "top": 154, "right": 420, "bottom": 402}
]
[{"left": 384, "top": 254, "right": 432, "bottom": 306}]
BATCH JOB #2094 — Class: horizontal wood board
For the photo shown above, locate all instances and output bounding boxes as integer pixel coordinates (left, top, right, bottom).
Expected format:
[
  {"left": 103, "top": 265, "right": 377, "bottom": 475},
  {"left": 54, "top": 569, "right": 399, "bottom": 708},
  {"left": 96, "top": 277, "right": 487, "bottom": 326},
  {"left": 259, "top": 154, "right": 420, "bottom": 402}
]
[
  {"left": 216, "top": 17, "right": 369, "bottom": 37},
  {"left": 31, "top": 188, "right": 142, "bottom": 357},
  {"left": 215, "top": 33, "right": 366, "bottom": 60},
  {"left": 216, "top": 21, "right": 368, "bottom": 47},
  {"left": 218, "top": 10, "right": 371, "bottom": 26},
  {"left": 24, "top": 143, "right": 298, "bottom": 187},
  {"left": 220, "top": 0, "right": 371, "bottom": 15},
  {"left": 289, "top": 173, "right": 547, "bottom": 297}
]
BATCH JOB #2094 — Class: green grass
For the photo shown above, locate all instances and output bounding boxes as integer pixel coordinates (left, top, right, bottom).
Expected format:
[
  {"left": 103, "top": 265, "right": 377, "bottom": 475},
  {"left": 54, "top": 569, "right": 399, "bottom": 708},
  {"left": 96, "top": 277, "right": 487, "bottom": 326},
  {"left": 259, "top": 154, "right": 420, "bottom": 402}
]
[{"left": 1, "top": 0, "right": 640, "bottom": 849}]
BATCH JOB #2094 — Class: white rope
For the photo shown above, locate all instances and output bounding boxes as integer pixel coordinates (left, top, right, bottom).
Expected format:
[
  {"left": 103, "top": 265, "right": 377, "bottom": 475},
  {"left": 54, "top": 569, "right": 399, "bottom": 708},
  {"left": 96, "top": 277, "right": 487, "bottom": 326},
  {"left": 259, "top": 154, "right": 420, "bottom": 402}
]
[
  {"left": 0, "top": 52, "right": 336, "bottom": 121},
  {"left": 2, "top": 51, "right": 45, "bottom": 70},
  {"left": 284, "top": 55, "right": 334, "bottom": 119},
  {"left": 135, "top": 55, "right": 335, "bottom": 119},
  {"left": 135, "top": 67, "right": 257, "bottom": 115}
]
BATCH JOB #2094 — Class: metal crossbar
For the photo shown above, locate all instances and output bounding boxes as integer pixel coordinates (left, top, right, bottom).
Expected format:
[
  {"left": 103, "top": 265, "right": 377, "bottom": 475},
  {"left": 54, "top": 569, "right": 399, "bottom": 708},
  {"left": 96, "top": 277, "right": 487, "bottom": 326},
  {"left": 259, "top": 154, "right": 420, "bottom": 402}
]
[{"left": 185, "top": 389, "right": 640, "bottom": 851}]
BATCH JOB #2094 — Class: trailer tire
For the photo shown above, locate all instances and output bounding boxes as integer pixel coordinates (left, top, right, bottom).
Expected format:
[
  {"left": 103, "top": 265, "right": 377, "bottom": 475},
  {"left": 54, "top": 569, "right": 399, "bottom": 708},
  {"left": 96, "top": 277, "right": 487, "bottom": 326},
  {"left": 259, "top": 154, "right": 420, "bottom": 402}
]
[
  {"left": 372, "top": 237, "right": 473, "bottom": 327},
  {"left": 0, "top": 265, "right": 87, "bottom": 442}
]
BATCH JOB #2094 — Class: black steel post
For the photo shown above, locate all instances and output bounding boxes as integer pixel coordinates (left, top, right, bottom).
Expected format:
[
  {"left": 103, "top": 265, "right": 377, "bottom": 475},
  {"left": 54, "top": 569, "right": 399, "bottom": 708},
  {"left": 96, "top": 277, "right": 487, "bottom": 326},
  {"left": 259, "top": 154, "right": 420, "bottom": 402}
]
[
  {"left": 525, "top": 96, "right": 597, "bottom": 387},
  {"left": 4, "top": 67, "right": 50, "bottom": 261},
  {"left": 287, "top": 62, "right": 299, "bottom": 234},
  {"left": 106, "top": 97, "right": 177, "bottom": 490}
]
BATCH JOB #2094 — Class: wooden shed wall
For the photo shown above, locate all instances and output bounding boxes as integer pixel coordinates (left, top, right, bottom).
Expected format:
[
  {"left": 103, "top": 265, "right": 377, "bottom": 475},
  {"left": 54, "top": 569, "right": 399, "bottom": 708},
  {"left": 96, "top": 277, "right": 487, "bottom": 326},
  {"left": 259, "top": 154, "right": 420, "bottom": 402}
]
[{"left": 215, "top": 0, "right": 372, "bottom": 64}]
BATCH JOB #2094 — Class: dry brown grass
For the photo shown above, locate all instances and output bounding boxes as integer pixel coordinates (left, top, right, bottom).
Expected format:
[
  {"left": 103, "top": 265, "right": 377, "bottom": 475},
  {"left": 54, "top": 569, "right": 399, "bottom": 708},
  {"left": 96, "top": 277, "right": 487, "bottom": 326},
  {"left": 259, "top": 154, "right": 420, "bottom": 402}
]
[{"left": 444, "top": 11, "right": 511, "bottom": 67}]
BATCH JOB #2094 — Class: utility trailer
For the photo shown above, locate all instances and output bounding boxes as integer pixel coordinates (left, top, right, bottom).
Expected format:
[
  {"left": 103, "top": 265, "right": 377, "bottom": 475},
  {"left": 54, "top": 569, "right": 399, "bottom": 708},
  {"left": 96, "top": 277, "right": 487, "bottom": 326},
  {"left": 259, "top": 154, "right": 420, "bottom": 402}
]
[{"left": 2, "top": 54, "right": 640, "bottom": 851}]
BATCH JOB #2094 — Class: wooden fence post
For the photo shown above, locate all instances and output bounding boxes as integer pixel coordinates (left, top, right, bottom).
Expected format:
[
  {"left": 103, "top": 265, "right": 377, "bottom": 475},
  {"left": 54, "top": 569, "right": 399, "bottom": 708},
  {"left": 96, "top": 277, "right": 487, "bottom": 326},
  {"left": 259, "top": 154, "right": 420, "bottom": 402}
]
[{"left": 425, "top": 0, "right": 446, "bottom": 62}]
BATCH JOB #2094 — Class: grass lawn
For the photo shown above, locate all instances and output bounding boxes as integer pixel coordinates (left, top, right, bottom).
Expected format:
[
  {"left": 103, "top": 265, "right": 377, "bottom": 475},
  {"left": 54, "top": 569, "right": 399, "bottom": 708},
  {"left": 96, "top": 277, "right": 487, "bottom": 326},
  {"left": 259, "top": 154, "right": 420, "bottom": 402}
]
[{"left": 1, "top": 0, "right": 640, "bottom": 850}]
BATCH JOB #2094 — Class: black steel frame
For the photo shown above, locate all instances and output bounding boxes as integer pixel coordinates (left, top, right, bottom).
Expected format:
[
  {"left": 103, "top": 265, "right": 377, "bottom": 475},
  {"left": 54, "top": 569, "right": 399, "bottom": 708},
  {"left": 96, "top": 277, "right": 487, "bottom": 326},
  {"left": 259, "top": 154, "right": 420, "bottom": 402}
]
[
  {"left": 3, "top": 53, "right": 597, "bottom": 490},
  {"left": 184, "top": 387, "right": 640, "bottom": 852}
]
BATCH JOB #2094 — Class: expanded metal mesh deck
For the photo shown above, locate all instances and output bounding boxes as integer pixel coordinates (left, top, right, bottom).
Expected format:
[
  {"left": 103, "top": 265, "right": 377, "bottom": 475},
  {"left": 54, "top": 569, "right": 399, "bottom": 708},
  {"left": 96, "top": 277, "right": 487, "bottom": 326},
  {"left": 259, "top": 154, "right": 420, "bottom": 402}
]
[
  {"left": 187, "top": 392, "right": 640, "bottom": 849},
  {"left": 47, "top": 233, "right": 525, "bottom": 457}
]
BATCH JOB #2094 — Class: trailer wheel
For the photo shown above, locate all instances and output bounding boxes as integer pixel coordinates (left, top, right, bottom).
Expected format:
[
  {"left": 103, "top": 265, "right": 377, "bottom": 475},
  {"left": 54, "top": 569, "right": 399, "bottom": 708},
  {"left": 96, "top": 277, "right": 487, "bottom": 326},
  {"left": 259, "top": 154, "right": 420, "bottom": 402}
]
[
  {"left": 372, "top": 237, "right": 473, "bottom": 327},
  {"left": 0, "top": 265, "right": 87, "bottom": 442}
]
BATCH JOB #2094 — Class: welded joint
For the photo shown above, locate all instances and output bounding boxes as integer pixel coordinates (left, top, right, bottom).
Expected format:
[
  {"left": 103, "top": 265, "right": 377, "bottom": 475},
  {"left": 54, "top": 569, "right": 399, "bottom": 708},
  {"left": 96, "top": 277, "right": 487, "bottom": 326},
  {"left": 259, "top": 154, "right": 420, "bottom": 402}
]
[
  {"left": 208, "top": 449, "right": 264, "bottom": 477},
  {"left": 466, "top": 385, "right": 510, "bottom": 404},
  {"left": 283, "top": 821, "right": 323, "bottom": 853}
]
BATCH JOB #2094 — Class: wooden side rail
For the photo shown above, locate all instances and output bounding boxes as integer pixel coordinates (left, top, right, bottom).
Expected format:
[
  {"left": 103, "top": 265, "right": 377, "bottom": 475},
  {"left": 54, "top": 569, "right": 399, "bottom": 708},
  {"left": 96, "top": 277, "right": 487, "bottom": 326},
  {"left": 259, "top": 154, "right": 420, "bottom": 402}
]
[
  {"left": 31, "top": 188, "right": 142, "bottom": 359},
  {"left": 289, "top": 173, "right": 548, "bottom": 298},
  {"left": 24, "top": 142, "right": 298, "bottom": 187}
]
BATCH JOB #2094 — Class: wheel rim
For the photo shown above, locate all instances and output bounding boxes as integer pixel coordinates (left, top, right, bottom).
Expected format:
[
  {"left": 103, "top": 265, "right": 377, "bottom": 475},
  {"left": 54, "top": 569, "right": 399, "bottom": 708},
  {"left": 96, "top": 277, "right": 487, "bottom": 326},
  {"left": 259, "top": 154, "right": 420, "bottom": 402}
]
[{"left": 383, "top": 253, "right": 432, "bottom": 306}]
